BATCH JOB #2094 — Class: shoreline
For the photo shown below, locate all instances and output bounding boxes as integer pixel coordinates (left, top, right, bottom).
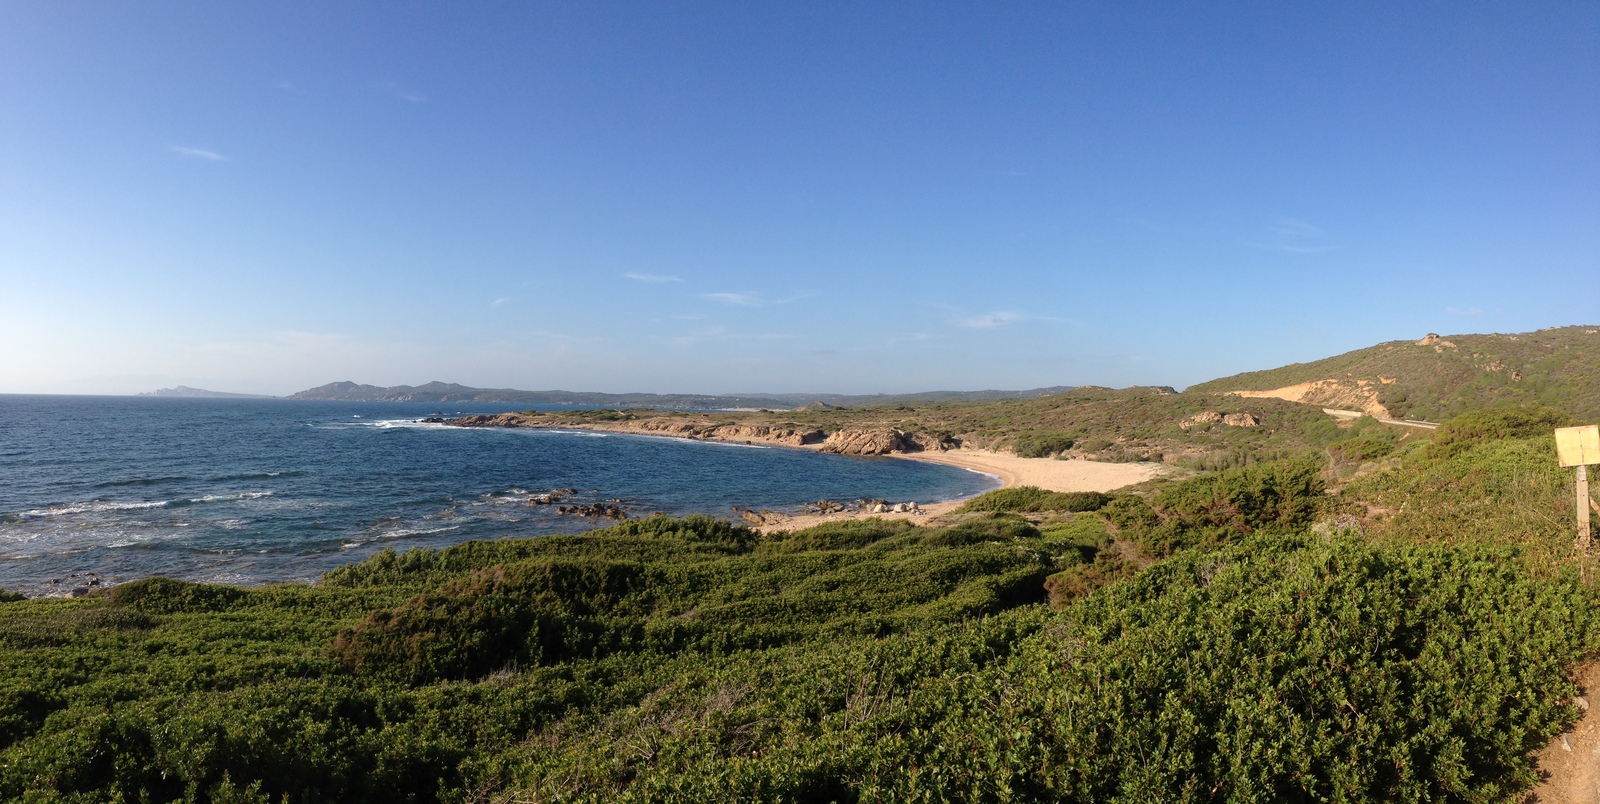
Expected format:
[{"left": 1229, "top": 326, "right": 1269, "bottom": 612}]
[
  {"left": 753, "top": 447, "right": 1168, "bottom": 532},
  {"left": 436, "top": 415, "right": 1170, "bottom": 532}
]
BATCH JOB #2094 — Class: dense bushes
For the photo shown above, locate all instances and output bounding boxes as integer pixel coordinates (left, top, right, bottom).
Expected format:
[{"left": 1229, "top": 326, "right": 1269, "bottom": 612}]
[
  {"left": 1010, "top": 430, "right": 1075, "bottom": 458},
  {"left": 1430, "top": 404, "right": 1572, "bottom": 459},
  {"left": 955, "top": 486, "right": 1111, "bottom": 514},
  {"left": 1, "top": 450, "right": 1596, "bottom": 802},
  {"left": 1100, "top": 457, "right": 1328, "bottom": 557}
]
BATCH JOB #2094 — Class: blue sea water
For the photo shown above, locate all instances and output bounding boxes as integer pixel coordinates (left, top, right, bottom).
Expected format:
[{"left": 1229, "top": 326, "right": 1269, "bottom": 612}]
[{"left": 0, "top": 395, "right": 998, "bottom": 596}]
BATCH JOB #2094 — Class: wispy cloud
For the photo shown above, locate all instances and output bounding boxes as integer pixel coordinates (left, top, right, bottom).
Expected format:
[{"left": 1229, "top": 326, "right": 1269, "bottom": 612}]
[
  {"left": 491, "top": 297, "right": 511, "bottom": 307},
  {"left": 957, "top": 311, "right": 1023, "bottom": 330},
  {"left": 169, "top": 146, "right": 228, "bottom": 161},
  {"left": 699, "top": 291, "right": 810, "bottom": 307},
  {"left": 624, "top": 272, "right": 682, "bottom": 283},
  {"left": 1249, "top": 217, "right": 1338, "bottom": 253},
  {"left": 387, "top": 83, "right": 427, "bottom": 103}
]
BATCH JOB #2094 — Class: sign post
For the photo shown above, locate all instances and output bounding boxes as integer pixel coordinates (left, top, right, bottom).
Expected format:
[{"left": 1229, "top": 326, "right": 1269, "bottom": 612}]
[{"left": 1556, "top": 425, "right": 1600, "bottom": 554}]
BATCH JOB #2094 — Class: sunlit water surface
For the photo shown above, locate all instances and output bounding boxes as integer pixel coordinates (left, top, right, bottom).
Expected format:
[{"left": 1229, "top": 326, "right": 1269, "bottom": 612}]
[{"left": 0, "top": 396, "right": 998, "bottom": 595}]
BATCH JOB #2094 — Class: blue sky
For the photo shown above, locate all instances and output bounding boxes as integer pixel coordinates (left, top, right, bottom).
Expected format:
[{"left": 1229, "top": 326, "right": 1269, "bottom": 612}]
[{"left": 1, "top": 2, "right": 1595, "bottom": 396}]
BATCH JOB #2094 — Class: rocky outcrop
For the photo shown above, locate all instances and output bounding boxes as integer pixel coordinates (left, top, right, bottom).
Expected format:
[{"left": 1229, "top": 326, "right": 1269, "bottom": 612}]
[
  {"left": 443, "top": 413, "right": 825, "bottom": 447},
  {"left": 1180, "top": 411, "right": 1260, "bottom": 429},
  {"left": 556, "top": 502, "right": 628, "bottom": 520},
  {"left": 1180, "top": 412, "right": 1225, "bottom": 429},
  {"left": 818, "top": 429, "right": 914, "bottom": 456},
  {"left": 441, "top": 413, "right": 951, "bottom": 456},
  {"left": 816, "top": 428, "right": 957, "bottom": 456}
]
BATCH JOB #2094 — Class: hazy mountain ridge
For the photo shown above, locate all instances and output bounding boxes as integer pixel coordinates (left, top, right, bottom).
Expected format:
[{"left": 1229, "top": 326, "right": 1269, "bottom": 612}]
[
  {"left": 138, "top": 386, "right": 274, "bottom": 399},
  {"left": 284, "top": 381, "right": 1079, "bottom": 410}
]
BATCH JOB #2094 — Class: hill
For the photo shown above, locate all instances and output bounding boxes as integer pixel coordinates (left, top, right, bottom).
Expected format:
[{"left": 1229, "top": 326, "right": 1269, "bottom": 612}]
[
  {"left": 1188, "top": 325, "right": 1600, "bottom": 422},
  {"left": 754, "top": 386, "right": 1076, "bottom": 408},
  {"left": 508, "top": 384, "right": 1421, "bottom": 470}
]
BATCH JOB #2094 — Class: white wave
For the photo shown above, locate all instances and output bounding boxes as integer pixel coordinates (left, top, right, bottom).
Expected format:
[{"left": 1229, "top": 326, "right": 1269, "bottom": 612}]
[
  {"left": 377, "top": 524, "right": 462, "bottom": 540},
  {"left": 14, "top": 499, "right": 171, "bottom": 520},
  {"left": 359, "top": 418, "right": 461, "bottom": 431},
  {"left": 542, "top": 429, "right": 611, "bottom": 438},
  {"left": 187, "top": 491, "right": 274, "bottom": 503}
]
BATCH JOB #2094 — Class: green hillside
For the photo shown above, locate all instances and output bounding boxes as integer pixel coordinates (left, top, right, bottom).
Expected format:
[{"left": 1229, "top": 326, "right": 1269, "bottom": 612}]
[{"left": 1188, "top": 325, "right": 1600, "bottom": 422}]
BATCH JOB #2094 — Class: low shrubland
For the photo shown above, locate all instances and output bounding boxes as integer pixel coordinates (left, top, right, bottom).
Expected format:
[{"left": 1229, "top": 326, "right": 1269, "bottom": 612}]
[{"left": 2, "top": 409, "right": 1597, "bottom": 801}]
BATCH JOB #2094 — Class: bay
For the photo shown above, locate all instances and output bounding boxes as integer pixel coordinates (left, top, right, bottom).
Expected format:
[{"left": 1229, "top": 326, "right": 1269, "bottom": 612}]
[{"left": 0, "top": 395, "right": 997, "bottom": 595}]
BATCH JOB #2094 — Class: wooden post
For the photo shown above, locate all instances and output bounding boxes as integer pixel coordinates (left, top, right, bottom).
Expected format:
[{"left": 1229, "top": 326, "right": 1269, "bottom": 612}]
[
  {"left": 1556, "top": 425, "right": 1600, "bottom": 556},
  {"left": 1581, "top": 464, "right": 1592, "bottom": 555}
]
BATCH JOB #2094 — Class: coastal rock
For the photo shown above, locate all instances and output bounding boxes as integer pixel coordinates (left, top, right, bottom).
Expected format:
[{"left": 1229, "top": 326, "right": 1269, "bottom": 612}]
[
  {"left": 819, "top": 428, "right": 916, "bottom": 456},
  {"left": 556, "top": 502, "right": 628, "bottom": 520},
  {"left": 704, "top": 424, "right": 825, "bottom": 447},
  {"left": 906, "top": 432, "right": 958, "bottom": 452}
]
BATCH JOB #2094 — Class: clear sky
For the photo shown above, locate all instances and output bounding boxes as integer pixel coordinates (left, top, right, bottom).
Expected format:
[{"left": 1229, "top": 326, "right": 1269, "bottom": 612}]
[{"left": 1, "top": 2, "right": 1596, "bottom": 396}]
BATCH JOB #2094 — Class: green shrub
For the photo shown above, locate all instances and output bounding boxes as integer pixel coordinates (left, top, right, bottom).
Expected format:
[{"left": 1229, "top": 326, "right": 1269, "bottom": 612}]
[
  {"left": 1329, "top": 434, "right": 1397, "bottom": 463},
  {"left": 1431, "top": 404, "right": 1573, "bottom": 459},
  {"left": 955, "top": 486, "right": 1111, "bottom": 514},
  {"left": 1011, "top": 430, "right": 1075, "bottom": 458},
  {"left": 110, "top": 577, "right": 249, "bottom": 614}
]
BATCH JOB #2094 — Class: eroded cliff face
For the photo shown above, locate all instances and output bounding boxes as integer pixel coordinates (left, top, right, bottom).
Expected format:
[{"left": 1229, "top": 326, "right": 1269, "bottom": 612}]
[
  {"left": 817, "top": 428, "right": 957, "bottom": 455},
  {"left": 440, "top": 414, "right": 955, "bottom": 455}
]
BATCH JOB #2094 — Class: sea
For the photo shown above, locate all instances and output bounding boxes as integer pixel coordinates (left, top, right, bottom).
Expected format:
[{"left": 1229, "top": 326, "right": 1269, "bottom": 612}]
[{"left": 0, "top": 395, "right": 999, "bottom": 596}]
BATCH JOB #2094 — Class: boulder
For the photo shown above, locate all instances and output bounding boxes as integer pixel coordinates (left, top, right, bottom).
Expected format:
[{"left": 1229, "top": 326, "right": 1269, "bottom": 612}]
[{"left": 1223, "top": 413, "right": 1261, "bottom": 427}]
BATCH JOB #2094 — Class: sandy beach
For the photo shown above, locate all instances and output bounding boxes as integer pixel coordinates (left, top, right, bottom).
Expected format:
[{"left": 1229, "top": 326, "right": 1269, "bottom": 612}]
[{"left": 755, "top": 448, "right": 1169, "bottom": 532}]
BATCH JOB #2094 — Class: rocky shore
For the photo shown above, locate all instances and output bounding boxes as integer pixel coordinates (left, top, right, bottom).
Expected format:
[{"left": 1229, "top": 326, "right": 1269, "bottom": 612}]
[{"left": 433, "top": 412, "right": 958, "bottom": 456}]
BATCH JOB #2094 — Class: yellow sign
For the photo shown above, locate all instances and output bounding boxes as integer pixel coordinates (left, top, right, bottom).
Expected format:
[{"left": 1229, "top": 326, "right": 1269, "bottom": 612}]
[{"left": 1556, "top": 425, "right": 1600, "bottom": 468}]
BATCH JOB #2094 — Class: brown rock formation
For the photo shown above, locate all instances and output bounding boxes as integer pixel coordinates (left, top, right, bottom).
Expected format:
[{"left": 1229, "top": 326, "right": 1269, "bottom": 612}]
[{"left": 818, "top": 428, "right": 916, "bottom": 456}]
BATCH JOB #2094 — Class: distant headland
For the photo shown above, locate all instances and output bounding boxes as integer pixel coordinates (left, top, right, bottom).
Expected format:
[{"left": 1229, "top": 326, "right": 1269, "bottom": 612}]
[{"left": 139, "top": 380, "right": 1076, "bottom": 411}]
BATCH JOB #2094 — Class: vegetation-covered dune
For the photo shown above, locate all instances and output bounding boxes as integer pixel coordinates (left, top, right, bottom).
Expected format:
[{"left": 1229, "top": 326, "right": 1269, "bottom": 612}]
[{"left": 2, "top": 406, "right": 1597, "bottom": 802}]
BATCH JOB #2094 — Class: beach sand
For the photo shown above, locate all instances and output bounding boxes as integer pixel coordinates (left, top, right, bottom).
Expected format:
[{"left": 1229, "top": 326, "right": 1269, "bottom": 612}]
[{"left": 755, "top": 448, "right": 1169, "bottom": 533}]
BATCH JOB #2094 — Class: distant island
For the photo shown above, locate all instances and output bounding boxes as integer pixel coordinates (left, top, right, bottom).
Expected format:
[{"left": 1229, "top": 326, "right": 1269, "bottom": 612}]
[{"left": 138, "top": 386, "right": 275, "bottom": 399}]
